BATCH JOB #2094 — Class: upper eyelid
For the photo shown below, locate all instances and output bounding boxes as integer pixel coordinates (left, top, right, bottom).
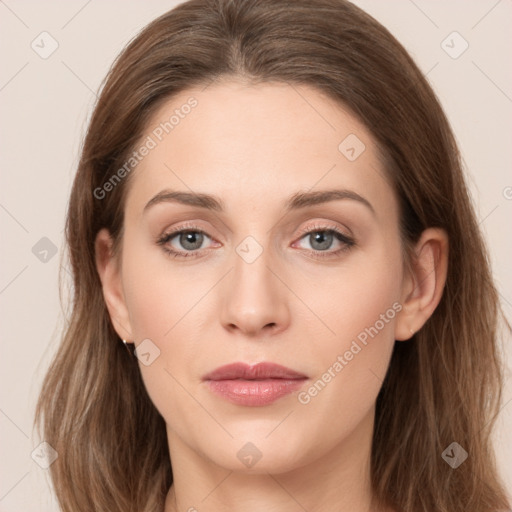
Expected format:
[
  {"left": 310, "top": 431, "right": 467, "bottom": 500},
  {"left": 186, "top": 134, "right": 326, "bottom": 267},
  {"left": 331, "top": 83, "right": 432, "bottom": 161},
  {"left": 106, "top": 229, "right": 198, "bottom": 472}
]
[
  {"left": 161, "top": 221, "right": 346, "bottom": 235},
  {"left": 296, "top": 221, "right": 351, "bottom": 236}
]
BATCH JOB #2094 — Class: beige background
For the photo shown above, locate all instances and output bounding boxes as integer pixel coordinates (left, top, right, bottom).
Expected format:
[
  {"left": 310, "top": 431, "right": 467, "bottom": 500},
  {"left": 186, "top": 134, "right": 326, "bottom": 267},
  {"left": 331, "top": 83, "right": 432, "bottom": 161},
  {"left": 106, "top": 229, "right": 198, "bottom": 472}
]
[{"left": 0, "top": 1, "right": 511, "bottom": 510}]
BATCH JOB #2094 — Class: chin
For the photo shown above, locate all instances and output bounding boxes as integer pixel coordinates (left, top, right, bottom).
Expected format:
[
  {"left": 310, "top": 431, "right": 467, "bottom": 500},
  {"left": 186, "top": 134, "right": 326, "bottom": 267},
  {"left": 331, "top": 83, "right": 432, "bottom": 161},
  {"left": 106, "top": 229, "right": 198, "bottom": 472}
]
[{"left": 197, "top": 431, "right": 314, "bottom": 475}]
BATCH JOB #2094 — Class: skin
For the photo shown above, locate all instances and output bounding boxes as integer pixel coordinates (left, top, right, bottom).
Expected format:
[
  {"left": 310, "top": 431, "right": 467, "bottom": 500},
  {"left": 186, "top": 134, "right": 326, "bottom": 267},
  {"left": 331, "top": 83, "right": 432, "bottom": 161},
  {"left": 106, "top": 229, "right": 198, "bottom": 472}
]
[{"left": 95, "top": 80, "right": 448, "bottom": 512}]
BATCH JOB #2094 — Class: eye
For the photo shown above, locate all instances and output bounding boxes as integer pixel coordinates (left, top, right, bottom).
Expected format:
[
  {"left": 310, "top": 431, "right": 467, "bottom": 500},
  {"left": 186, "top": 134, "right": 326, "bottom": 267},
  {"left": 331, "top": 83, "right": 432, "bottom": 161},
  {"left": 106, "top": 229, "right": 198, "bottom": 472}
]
[
  {"left": 171, "top": 231, "right": 208, "bottom": 250},
  {"left": 293, "top": 223, "right": 355, "bottom": 258},
  {"left": 156, "top": 223, "right": 218, "bottom": 259},
  {"left": 156, "top": 222, "right": 356, "bottom": 260}
]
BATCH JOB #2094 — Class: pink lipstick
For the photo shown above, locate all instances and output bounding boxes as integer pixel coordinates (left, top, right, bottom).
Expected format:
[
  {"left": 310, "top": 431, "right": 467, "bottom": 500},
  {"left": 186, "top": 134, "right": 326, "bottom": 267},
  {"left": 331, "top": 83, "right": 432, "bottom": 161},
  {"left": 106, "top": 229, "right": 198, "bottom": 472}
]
[{"left": 203, "top": 362, "right": 307, "bottom": 406}]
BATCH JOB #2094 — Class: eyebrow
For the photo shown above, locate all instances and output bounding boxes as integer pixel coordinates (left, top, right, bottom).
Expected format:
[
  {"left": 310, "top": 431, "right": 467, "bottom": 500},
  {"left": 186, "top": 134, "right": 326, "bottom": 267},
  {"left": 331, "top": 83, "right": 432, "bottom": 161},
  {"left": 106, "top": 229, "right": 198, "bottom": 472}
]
[{"left": 143, "top": 188, "right": 375, "bottom": 215}]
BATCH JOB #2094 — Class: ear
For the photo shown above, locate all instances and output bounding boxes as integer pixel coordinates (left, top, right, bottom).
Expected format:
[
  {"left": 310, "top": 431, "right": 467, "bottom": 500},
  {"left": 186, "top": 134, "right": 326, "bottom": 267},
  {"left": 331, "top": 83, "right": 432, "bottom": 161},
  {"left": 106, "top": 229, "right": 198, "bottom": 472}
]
[
  {"left": 95, "top": 228, "right": 134, "bottom": 341},
  {"left": 395, "top": 228, "right": 449, "bottom": 341}
]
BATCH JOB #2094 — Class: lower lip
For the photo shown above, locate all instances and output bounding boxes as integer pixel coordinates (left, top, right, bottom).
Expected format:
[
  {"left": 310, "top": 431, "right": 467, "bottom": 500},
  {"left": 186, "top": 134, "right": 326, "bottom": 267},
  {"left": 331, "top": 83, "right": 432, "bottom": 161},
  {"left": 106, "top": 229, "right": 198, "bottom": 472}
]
[{"left": 206, "top": 379, "right": 306, "bottom": 406}]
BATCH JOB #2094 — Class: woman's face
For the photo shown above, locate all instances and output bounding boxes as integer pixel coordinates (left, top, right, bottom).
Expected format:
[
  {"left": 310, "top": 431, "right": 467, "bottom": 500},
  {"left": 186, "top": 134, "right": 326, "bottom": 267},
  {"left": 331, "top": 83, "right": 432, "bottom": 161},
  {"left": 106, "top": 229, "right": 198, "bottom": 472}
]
[{"left": 101, "top": 80, "right": 412, "bottom": 474}]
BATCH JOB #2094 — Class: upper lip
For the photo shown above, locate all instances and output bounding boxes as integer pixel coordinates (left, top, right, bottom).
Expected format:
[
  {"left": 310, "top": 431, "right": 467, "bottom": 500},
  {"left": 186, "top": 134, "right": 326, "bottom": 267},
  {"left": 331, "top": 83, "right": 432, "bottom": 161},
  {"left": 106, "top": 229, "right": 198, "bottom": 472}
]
[{"left": 203, "top": 362, "right": 307, "bottom": 381}]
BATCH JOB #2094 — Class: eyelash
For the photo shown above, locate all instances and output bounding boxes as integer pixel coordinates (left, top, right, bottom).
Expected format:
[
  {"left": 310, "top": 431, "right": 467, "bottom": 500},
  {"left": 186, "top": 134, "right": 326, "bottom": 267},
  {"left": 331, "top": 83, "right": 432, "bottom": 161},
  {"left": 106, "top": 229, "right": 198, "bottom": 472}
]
[{"left": 156, "top": 222, "right": 356, "bottom": 260}]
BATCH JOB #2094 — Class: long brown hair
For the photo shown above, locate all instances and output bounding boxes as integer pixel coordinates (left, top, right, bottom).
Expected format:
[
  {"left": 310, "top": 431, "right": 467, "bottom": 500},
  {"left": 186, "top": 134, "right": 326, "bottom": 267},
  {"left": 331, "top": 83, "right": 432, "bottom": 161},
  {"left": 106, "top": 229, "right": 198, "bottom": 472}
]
[{"left": 34, "top": 1, "right": 511, "bottom": 510}]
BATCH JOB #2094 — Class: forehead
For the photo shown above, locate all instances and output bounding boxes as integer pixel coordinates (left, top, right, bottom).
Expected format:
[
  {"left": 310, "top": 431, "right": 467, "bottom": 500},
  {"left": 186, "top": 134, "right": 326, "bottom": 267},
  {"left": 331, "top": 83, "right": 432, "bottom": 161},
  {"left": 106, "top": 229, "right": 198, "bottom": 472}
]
[{"left": 125, "top": 80, "right": 396, "bottom": 220}]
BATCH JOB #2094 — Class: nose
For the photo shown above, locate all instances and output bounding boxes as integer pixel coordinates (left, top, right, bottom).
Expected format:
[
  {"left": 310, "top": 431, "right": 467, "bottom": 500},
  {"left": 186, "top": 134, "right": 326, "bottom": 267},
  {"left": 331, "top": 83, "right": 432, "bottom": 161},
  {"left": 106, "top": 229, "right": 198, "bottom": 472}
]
[{"left": 219, "top": 242, "right": 291, "bottom": 338}]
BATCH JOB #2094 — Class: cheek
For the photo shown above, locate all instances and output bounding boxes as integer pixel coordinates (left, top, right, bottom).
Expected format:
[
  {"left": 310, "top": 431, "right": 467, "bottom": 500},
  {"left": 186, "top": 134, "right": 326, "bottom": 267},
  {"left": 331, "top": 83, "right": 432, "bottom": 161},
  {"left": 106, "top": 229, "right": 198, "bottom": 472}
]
[
  {"left": 293, "top": 242, "right": 402, "bottom": 414},
  {"left": 120, "top": 236, "right": 218, "bottom": 400},
  {"left": 121, "top": 238, "right": 204, "bottom": 339},
  {"left": 294, "top": 238, "right": 403, "bottom": 349},
  {"left": 120, "top": 244, "right": 205, "bottom": 424}
]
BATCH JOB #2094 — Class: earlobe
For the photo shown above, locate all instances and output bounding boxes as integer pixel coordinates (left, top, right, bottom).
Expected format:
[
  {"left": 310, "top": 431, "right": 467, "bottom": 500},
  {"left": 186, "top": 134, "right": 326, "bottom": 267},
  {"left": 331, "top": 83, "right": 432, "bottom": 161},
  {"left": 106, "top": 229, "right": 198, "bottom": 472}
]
[
  {"left": 95, "top": 228, "right": 134, "bottom": 341},
  {"left": 395, "top": 228, "right": 449, "bottom": 341}
]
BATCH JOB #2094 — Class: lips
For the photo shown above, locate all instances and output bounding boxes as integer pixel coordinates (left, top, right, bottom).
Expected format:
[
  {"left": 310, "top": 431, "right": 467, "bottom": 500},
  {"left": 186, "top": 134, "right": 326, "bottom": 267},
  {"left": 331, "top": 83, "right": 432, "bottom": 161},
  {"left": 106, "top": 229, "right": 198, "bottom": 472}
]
[
  {"left": 203, "top": 362, "right": 308, "bottom": 406},
  {"left": 203, "top": 362, "right": 307, "bottom": 381}
]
